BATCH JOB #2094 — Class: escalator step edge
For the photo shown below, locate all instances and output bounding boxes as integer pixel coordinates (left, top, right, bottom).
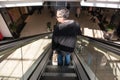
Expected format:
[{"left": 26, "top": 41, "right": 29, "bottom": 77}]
[{"left": 41, "top": 72, "right": 77, "bottom": 80}]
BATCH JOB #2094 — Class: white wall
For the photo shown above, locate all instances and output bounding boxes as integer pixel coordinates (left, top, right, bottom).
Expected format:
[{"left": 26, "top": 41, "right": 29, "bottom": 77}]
[{"left": 0, "top": 13, "right": 13, "bottom": 37}]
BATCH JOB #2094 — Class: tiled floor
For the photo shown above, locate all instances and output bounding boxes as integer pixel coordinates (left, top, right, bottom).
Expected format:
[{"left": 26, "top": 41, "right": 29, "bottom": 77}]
[{"left": 20, "top": 7, "right": 104, "bottom": 39}]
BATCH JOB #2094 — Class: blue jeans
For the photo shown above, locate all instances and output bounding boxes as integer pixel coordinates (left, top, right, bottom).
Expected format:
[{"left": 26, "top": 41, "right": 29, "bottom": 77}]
[{"left": 57, "top": 52, "right": 71, "bottom": 66}]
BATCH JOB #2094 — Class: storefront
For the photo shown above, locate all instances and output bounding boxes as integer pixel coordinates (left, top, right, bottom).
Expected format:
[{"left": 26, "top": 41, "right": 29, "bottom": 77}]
[{"left": 0, "top": 7, "right": 29, "bottom": 38}]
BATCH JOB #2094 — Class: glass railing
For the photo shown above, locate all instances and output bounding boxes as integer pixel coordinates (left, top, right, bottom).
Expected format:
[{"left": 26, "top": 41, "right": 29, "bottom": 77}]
[
  {"left": 0, "top": 33, "right": 52, "bottom": 80},
  {"left": 1, "top": 32, "right": 119, "bottom": 80},
  {"left": 86, "top": 0, "right": 120, "bottom": 2},
  {"left": 75, "top": 35, "right": 120, "bottom": 80}
]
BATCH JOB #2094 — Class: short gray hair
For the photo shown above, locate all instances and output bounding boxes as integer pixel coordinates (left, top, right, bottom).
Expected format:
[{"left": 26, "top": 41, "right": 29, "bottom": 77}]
[{"left": 57, "top": 8, "right": 69, "bottom": 19}]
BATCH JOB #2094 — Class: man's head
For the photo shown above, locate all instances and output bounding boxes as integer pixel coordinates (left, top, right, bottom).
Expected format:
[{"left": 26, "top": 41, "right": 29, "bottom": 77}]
[{"left": 56, "top": 8, "right": 69, "bottom": 23}]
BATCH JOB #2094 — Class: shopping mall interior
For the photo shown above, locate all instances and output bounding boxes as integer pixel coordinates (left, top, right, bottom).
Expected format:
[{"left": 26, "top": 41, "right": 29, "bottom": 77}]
[{"left": 0, "top": 1, "right": 120, "bottom": 80}]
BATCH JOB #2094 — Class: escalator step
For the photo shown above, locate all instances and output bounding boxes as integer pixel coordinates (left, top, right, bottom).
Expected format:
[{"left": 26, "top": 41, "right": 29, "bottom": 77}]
[
  {"left": 43, "top": 72, "right": 77, "bottom": 77},
  {"left": 47, "top": 60, "right": 52, "bottom": 65},
  {"left": 45, "top": 65, "right": 75, "bottom": 73},
  {"left": 41, "top": 72, "right": 77, "bottom": 80},
  {"left": 47, "top": 60, "right": 73, "bottom": 65}
]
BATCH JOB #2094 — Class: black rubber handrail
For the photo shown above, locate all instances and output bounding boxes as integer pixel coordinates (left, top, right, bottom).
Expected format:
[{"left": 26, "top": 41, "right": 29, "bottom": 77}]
[
  {"left": 1, "top": 33, "right": 119, "bottom": 49},
  {"left": 0, "top": 32, "right": 52, "bottom": 45},
  {"left": 0, "top": 32, "right": 52, "bottom": 52},
  {"left": 78, "top": 35, "right": 120, "bottom": 56},
  {"left": 80, "top": 35, "right": 120, "bottom": 48},
  {"left": 0, "top": 32, "right": 119, "bottom": 56}
]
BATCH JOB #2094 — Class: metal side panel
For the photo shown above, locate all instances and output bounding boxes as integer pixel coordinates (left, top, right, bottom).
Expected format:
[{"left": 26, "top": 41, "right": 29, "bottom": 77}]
[
  {"left": 20, "top": 45, "right": 52, "bottom": 80},
  {"left": 29, "top": 49, "right": 52, "bottom": 80},
  {"left": 72, "top": 52, "right": 89, "bottom": 80}
]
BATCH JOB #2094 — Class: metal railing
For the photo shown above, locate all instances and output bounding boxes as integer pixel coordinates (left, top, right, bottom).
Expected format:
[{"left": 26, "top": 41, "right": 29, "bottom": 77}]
[
  {"left": 0, "top": 32, "right": 52, "bottom": 80},
  {"left": 75, "top": 35, "right": 120, "bottom": 80},
  {"left": 0, "top": 33, "right": 120, "bottom": 80}
]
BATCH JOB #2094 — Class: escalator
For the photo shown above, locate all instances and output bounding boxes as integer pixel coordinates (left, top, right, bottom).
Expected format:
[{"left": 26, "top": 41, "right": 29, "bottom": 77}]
[
  {"left": 20, "top": 33, "right": 120, "bottom": 80},
  {"left": 40, "top": 57, "right": 78, "bottom": 80},
  {"left": 0, "top": 32, "right": 120, "bottom": 80},
  {"left": 28, "top": 47, "right": 89, "bottom": 80}
]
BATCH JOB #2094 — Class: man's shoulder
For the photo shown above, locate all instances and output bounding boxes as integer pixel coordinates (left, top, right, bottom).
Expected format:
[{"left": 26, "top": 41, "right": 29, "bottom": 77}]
[
  {"left": 68, "top": 20, "right": 79, "bottom": 24},
  {"left": 71, "top": 20, "right": 80, "bottom": 27},
  {"left": 59, "top": 20, "right": 80, "bottom": 27}
]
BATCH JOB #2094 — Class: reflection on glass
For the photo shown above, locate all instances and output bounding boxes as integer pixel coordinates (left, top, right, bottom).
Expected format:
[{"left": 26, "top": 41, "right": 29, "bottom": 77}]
[
  {"left": 0, "top": 38, "right": 51, "bottom": 80},
  {"left": 76, "top": 38, "right": 120, "bottom": 80}
]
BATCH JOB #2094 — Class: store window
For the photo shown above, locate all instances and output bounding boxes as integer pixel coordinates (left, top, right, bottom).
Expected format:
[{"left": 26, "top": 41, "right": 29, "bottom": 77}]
[{"left": 7, "top": 7, "right": 21, "bottom": 23}]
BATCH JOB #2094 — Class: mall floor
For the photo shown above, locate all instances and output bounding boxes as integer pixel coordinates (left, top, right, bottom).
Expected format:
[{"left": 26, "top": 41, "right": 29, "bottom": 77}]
[{"left": 20, "top": 7, "right": 104, "bottom": 39}]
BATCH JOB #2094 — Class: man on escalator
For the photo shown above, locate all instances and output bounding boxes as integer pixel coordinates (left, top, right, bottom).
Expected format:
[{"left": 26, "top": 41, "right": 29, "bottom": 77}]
[{"left": 52, "top": 8, "right": 82, "bottom": 66}]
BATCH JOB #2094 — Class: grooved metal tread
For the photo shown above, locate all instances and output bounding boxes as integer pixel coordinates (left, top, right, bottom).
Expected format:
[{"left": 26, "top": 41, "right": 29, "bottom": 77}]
[
  {"left": 42, "top": 72, "right": 77, "bottom": 77},
  {"left": 45, "top": 65, "right": 75, "bottom": 73},
  {"left": 46, "top": 65, "right": 74, "bottom": 68}
]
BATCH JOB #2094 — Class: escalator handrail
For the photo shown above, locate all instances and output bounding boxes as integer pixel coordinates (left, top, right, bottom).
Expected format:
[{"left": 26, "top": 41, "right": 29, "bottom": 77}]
[
  {"left": 0, "top": 32, "right": 52, "bottom": 45},
  {"left": 21, "top": 45, "right": 52, "bottom": 80},
  {"left": 80, "top": 35, "right": 120, "bottom": 48},
  {"left": 78, "top": 35, "right": 120, "bottom": 56},
  {"left": 0, "top": 32, "right": 52, "bottom": 52},
  {"left": 73, "top": 50, "right": 90, "bottom": 80}
]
